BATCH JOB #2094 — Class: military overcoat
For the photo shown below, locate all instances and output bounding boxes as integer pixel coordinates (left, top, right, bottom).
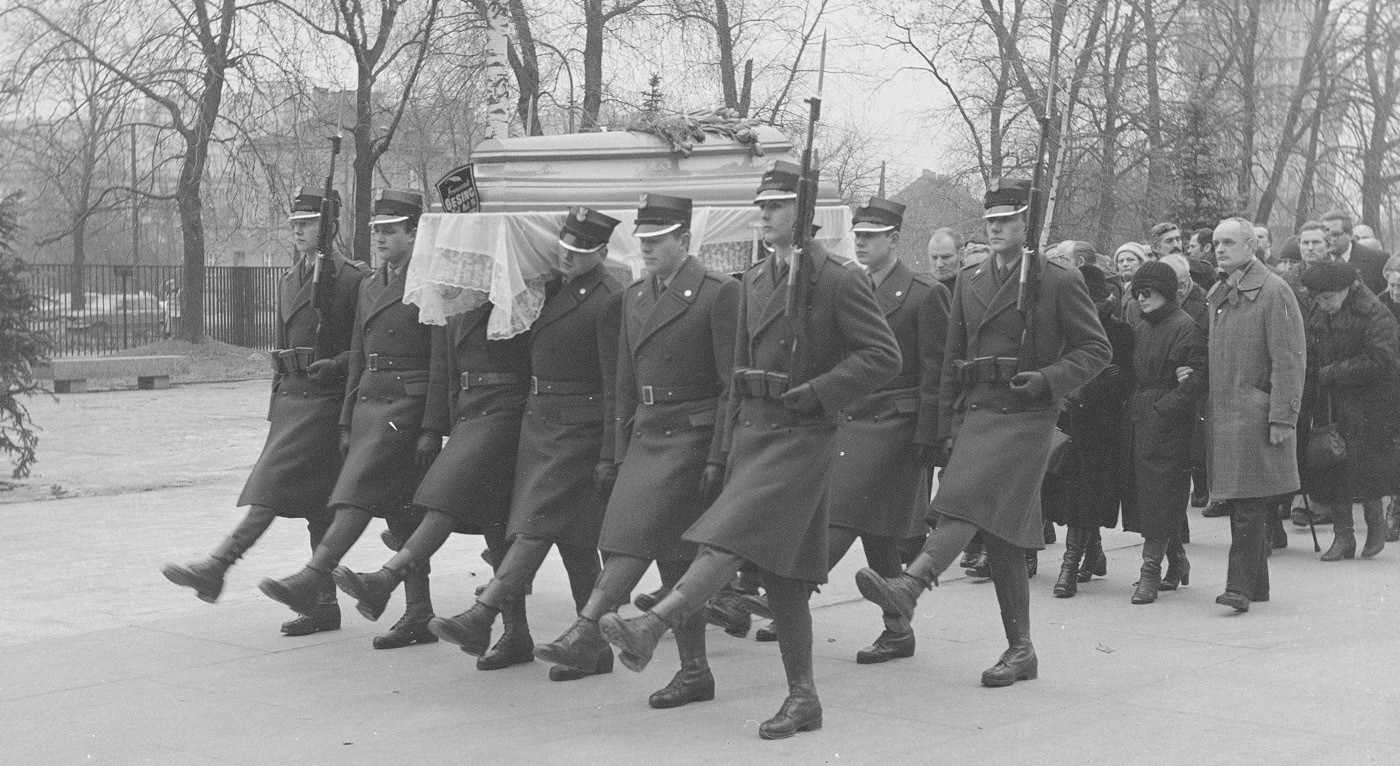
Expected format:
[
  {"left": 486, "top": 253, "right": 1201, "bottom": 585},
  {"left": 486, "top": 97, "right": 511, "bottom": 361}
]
[
  {"left": 412, "top": 302, "right": 532, "bottom": 533},
  {"left": 683, "top": 246, "right": 901, "bottom": 583},
  {"left": 239, "top": 253, "right": 367, "bottom": 519},
  {"left": 932, "top": 255, "right": 1112, "bottom": 549},
  {"left": 826, "top": 259, "right": 949, "bottom": 539},
  {"left": 330, "top": 264, "right": 450, "bottom": 516},
  {"left": 600, "top": 257, "right": 740, "bottom": 562},
  {"left": 508, "top": 264, "right": 623, "bottom": 548}
]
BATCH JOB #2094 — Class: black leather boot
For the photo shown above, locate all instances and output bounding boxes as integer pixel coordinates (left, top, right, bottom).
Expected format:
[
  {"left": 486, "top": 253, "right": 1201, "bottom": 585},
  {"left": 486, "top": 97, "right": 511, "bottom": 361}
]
[
  {"left": 333, "top": 565, "right": 404, "bottom": 622},
  {"left": 1321, "top": 505, "right": 1356, "bottom": 561},
  {"left": 1054, "top": 526, "right": 1089, "bottom": 598},
  {"left": 534, "top": 616, "right": 606, "bottom": 671},
  {"left": 855, "top": 554, "right": 936, "bottom": 625},
  {"left": 649, "top": 658, "right": 715, "bottom": 708},
  {"left": 633, "top": 586, "right": 669, "bottom": 612},
  {"left": 738, "top": 593, "right": 773, "bottom": 619},
  {"left": 703, "top": 587, "right": 751, "bottom": 638},
  {"left": 1361, "top": 499, "right": 1386, "bottom": 558},
  {"left": 259, "top": 565, "right": 333, "bottom": 617},
  {"left": 163, "top": 506, "right": 276, "bottom": 603},
  {"left": 598, "top": 610, "right": 675, "bottom": 672},
  {"left": 982, "top": 539, "right": 1036, "bottom": 688},
  {"left": 428, "top": 601, "right": 499, "bottom": 656},
  {"left": 1160, "top": 538, "right": 1190, "bottom": 590},
  {"left": 963, "top": 550, "right": 990, "bottom": 578},
  {"left": 282, "top": 578, "right": 340, "bottom": 636},
  {"left": 547, "top": 646, "right": 613, "bottom": 681},
  {"left": 373, "top": 563, "right": 436, "bottom": 649},
  {"left": 1132, "top": 538, "right": 1168, "bottom": 605},
  {"left": 760, "top": 582, "right": 821, "bottom": 739},
  {"left": 755, "top": 623, "right": 779, "bottom": 642},
  {"left": 1025, "top": 550, "right": 1038, "bottom": 578},
  {"left": 1385, "top": 498, "right": 1400, "bottom": 543},
  {"left": 854, "top": 628, "right": 915, "bottom": 664},
  {"left": 477, "top": 596, "right": 534, "bottom": 670},
  {"left": 1079, "top": 529, "right": 1107, "bottom": 583}
]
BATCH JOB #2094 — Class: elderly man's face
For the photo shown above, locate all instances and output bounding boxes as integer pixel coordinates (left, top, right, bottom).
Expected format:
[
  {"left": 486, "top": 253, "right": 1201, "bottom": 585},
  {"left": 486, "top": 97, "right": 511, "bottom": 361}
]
[
  {"left": 1214, "top": 221, "right": 1256, "bottom": 273},
  {"left": 927, "top": 235, "right": 961, "bottom": 282},
  {"left": 1115, "top": 251, "right": 1142, "bottom": 279}
]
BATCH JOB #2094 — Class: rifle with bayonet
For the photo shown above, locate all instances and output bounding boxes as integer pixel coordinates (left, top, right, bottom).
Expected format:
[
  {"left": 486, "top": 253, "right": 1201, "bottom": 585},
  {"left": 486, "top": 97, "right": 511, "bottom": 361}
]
[
  {"left": 311, "top": 132, "right": 343, "bottom": 362},
  {"left": 1017, "top": 52, "right": 1058, "bottom": 368},
  {"left": 786, "top": 32, "right": 826, "bottom": 388}
]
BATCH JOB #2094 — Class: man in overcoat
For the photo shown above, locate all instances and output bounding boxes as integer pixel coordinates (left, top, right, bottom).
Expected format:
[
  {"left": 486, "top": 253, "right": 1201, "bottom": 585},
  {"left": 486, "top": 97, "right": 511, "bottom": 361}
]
[
  {"left": 429, "top": 208, "right": 624, "bottom": 682},
  {"left": 1322, "top": 209, "right": 1389, "bottom": 295},
  {"left": 751, "top": 198, "right": 949, "bottom": 662},
  {"left": 1206, "top": 217, "right": 1306, "bottom": 612},
  {"left": 259, "top": 191, "right": 451, "bottom": 644},
  {"left": 332, "top": 297, "right": 533, "bottom": 660},
  {"left": 162, "top": 186, "right": 366, "bottom": 637},
  {"left": 534, "top": 193, "right": 740, "bottom": 707},
  {"left": 855, "top": 178, "right": 1111, "bottom": 687},
  {"left": 598, "top": 161, "right": 901, "bottom": 739}
]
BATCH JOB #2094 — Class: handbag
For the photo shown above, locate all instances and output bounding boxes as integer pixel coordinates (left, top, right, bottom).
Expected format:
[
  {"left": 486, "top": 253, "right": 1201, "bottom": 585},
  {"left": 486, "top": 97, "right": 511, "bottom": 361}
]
[
  {"left": 1046, "top": 428, "right": 1073, "bottom": 477},
  {"left": 1306, "top": 386, "right": 1347, "bottom": 470}
]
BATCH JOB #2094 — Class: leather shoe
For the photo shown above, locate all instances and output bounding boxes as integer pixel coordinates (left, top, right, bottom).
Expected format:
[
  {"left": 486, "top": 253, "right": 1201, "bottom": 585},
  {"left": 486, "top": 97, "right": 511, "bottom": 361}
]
[
  {"left": 161, "top": 557, "right": 230, "bottom": 603},
  {"left": 758, "top": 692, "right": 822, "bottom": 740},
  {"left": 1215, "top": 590, "right": 1250, "bottom": 612},
  {"left": 547, "top": 647, "right": 613, "bottom": 681},
  {"left": 260, "top": 566, "right": 332, "bottom": 617},
  {"left": 855, "top": 629, "right": 914, "bottom": 664},
  {"left": 332, "top": 566, "right": 402, "bottom": 622},
  {"left": 427, "top": 602, "right": 497, "bottom": 656},
  {"left": 534, "top": 617, "right": 606, "bottom": 671},
  {"left": 703, "top": 593, "right": 751, "bottom": 638},
  {"left": 738, "top": 593, "right": 773, "bottom": 619},
  {"left": 281, "top": 604, "right": 341, "bottom": 636},
  {"left": 980, "top": 643, "right": 1037, "bottom": 687},
  {"left": 598, "top": 611, "right": 671, "bottom": 672},
  {"left": 854, "top": 568, "right": 930, "bottom": 625},
  {"left": 1203, "top": 501, "right": 1231, "bottom": 518},
  {"left": 648, "top": 662, "right": 715, "bottom": 708},
  {"left": 372, "top": 612, "right": 437, "bottom": 649},
  {"left": 477, "top": 626, "right": 534, "bottom": 670},
  {"left": 958, "top": 549, "right": 982, "bottom": 569},
  {"left": 964, "top": 555, "right": 991, "bottom": 578},
  {"left": 755, "top": 623, "right": 779, "bottom": 642}
]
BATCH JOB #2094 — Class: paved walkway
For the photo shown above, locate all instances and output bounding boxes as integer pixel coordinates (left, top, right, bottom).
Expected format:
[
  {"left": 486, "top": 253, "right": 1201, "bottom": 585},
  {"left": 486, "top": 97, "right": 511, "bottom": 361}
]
[{"left": 2, "top": 381, "right": 1397, "bottom": 764}]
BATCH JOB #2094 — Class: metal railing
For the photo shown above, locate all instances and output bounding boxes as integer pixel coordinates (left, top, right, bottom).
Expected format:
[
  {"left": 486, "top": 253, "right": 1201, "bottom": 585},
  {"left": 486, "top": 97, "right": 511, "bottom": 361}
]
[{"left": 24, "top": 264, "right": 283, "bottom": 355}]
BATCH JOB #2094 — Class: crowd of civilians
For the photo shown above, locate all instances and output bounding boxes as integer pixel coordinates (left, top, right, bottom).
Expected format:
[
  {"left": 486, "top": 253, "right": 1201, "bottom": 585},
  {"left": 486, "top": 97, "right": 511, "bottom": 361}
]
[{"left": 925, "top": 209, "right": 1400, "bottom": 612}]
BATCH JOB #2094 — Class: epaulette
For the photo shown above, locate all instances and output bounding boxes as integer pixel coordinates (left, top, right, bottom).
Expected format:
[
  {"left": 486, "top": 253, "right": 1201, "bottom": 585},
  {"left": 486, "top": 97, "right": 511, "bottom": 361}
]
[
  {"left": 910, "top": 272, "right": 935, "bottom": 287},
  {"left": 703, "top": 268, "right": 734, "bottom": 284}
]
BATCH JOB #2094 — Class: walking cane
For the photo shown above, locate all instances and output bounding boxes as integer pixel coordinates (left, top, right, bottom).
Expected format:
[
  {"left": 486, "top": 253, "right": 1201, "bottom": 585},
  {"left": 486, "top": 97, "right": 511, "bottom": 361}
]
[{"left": 1301, "top": 494, "right": 1321, "bottom": 553}]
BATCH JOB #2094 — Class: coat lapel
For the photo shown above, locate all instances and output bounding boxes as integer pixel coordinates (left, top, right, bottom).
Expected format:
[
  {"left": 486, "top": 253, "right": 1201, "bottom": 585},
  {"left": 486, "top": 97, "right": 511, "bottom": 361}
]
[
  {"left": 283, "top": 258, "right": 316, "bottom": 327},
  {"left": 752, "top": 253, "right": 797, "bottom": 342},
  {"left": 978, "top": 256, "right": 1023, "bottom": 330},
  {"left": 363, "top": 264, "right": 405, "bottom": 326},
  {"left": 635, "top": 257, "right": 703, "bottom": 351},
  {"left": 875, "top": 260, "right": 915, "bottom": 317},
  {"left": 453, "top": 302, "right": 491, "bottom": 349},
  {"left": 533, "top": 264, "right": 603, "bottom": 332}
]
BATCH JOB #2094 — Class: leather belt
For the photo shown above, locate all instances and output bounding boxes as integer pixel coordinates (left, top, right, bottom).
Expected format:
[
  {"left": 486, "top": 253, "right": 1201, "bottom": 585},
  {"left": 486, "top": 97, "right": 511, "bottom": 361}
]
[
  {"left": 367, "top": 353, "right": 429, "bottom": 371},
  {"left": 879, "top": 374, "right": 920, "bottom": 391},
  {"left": 271, "top": 347, "right": 315, "bottom": 375},
  {"left": 953, "top": 356, "right": 1019, "bottom": 385},
  {"left": 531, "top": 377, "right": 599, "bottom": 396},
  {"left": 461, "top": 372, "right": 525, "bottom": 390},
  {"left": 640, "top": 383, "right": 720, "bottom": 405}
]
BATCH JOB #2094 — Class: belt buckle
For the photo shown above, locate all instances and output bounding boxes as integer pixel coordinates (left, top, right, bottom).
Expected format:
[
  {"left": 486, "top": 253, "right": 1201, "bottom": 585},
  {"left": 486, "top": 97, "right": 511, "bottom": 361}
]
[
  {"left": 460, "top": 371, "right": 471, "bottom": 391},
  {"left": 367, "top": 353, "right": 380, "bottom": 371},
  {"left": 530, "top": 375, "right": 539, "bottom": 395},
  {"left": 641, "top": 385, "right": 655, "bottom": 405}
]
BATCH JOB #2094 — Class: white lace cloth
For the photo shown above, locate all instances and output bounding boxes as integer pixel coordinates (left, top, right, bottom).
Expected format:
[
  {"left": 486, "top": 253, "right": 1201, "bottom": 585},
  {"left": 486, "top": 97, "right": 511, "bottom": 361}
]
[{"left": 404, "top": 206, "right": 854, "bottom": 338}]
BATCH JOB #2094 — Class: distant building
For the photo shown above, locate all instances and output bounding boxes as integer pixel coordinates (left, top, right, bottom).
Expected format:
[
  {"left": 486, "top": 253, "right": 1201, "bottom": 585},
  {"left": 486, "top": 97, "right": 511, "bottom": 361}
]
[{"left": 889, "top": 171, "right": 983, "bottom": 273}]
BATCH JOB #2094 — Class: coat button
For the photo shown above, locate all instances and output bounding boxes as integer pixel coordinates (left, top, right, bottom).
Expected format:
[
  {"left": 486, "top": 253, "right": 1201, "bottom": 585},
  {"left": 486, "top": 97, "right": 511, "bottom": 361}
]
[
  {"left": 970, "top": 404, "right": 978, "bottom": 410},
  {"left": 1001, "top": 408, "right": 1009, "bottom": 413},
  {"left": 846, "top": 415, "right": 854, "bottom": 421},
  {"left": 361, "top": 395, "right": 368, "bottom": 401},
  {"left": 769, "top": 423, "right": 778, "bottom": 430},
  {"left": 743, "top": 420, "right": 752, "bottom": 427}
]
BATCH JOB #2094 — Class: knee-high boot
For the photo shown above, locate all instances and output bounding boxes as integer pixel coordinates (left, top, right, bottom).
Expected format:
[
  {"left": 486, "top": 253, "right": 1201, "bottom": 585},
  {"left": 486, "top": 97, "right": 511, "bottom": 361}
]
[
  {"left": 163, "top": 505, "right": 278, "bottom": 603},
  {"left": 1160, "top": 537, "right": 1191, "bottom": 590},
  {"left": 1054, "top": 526, "right": 1090, "bottom": 598},
  {"left": 1079, "top": 527, "right": 1107, "bottom": 583},
  {"left": 982, "top": 536, "right": 1036, "bottom": 688},
  {"left": 758, "top": 578, "right": 821, "bottom": 740},
  {"left": 1132, "top": 538, "right": 1168, "bottom": 605},
  {"left": 1321, "top": 504, "right": 1356, "bottom": 561}
]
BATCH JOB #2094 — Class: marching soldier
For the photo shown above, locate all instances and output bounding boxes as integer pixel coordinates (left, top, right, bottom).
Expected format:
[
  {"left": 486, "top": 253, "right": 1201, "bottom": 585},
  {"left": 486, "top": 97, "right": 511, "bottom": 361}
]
[
  {"left": 429, "top": 208, "right": 624, "bottom": 682},
  {"left": 746, "top": 198, "right": 949, "bottom": 663},
  {"left": 856, "top": 178, "right": 1111, "bottom": 687},
  {"left": 333, "top": 295, "right": 533, "bottom": 662},
  {"left": 259, "top": 190, "right": 451, "bottom": 649},
  {"left": 598, "top": 161, "right": 901, "bottom": 739},
  {"left": 533, "top": 194, "right": 740, "bottom": 707},
  {"left": 162, "top": 186, "right": 366, "bottom": 637}
]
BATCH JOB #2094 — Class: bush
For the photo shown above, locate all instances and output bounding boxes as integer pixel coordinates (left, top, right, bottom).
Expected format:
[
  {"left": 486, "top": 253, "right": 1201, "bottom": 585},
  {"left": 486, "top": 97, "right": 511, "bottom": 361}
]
[{"left": 0, "top": 192, "right": 51, "bottom": 478}]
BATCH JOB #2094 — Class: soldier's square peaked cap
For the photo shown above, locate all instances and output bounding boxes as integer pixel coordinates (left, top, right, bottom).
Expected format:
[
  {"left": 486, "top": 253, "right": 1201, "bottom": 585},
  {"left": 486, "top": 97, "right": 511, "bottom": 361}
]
[
  {"left": 852, "top": 197, "right": 906, "bottom": 233},
  {"left": 369, "top": 189, "right": 425, "bottom": 226},
  {"left": 754, "top": 160, "right": 805, "bottom": 203},
  {"left": 634, "top": 193, "right": 693, "bottom": 238},
  {"left": 289, "top": 186, "right": 341, "bottom": 221},
  {"left": 559, "top": 207, "right": 621, "bottom": 252},
  {"left": 983, "top": 178, "right": 1033, "bottom": 219}
]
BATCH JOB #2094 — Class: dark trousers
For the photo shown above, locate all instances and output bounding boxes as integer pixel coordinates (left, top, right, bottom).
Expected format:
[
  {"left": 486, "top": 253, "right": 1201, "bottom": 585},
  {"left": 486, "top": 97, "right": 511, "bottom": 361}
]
[{"left": 1226, "top": 496, "right": 1273, "bottom": 601}]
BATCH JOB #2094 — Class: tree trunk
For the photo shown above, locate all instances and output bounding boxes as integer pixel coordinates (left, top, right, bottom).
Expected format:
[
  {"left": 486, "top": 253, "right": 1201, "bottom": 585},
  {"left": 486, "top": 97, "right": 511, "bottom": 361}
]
[
  {"left": 1141, "top": 0, "right": 1167, "bottom": 206},
  {"left": 1236, "top": 0, "right": 1260, "bottom": 211},
  {"left": 714, "top": 0, "right": 738, "bottom": 111},
  {"left": 480, "top": 0, "right": 513, "bottom": 140},
  {"left": 507, "top": 0, "right": 541, "bottom": 135},
  {"left": 581, "top": 0, "right": 604, "bottom": 130},
  {"left": 352, "top": 80, "right": 374, "bottom": 265},
  {"left": 1255, "top": 0, "right": 1331, "bottom": 225}
]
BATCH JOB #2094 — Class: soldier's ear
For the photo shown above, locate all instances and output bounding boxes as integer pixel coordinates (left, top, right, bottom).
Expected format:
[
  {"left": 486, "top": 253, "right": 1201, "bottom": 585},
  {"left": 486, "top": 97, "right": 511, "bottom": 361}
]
[
  {"left": 889, "top": 231, "right": 901, "bottom": 246},
  {"left": 680, "top": 231, "right": 693, "bottom": 252}
]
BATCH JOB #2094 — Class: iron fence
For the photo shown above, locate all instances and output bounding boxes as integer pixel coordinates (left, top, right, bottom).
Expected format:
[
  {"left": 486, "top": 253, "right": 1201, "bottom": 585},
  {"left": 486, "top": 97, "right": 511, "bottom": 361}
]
[{"left": 24, "top": 264, "right": 283, "bottom": 356}]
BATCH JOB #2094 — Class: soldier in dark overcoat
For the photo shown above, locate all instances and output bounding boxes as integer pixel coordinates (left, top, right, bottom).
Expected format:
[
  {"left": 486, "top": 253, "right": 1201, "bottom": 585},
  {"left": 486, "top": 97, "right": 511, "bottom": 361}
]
[
  {"left": 163, "top": 186, "right": 366, "bottom": 637},
  {"left": 534, "top": 194, "right": 741, "bottom": 708},
  {"left": 856, "top": 178, "right": 1111, "bottom": 688},
  {"left": 429, "top": 208, "right": 624, "bottom": 683},
  {"left": 333, "top": 299, "right": 534, "bottom": 661},
  {"left": 759, "top": 198, "right": 948, "bottom": 664},
  {"left": 598, "top": 162, "right": 901, "bottom": 740},
  {"left": 259, "top": 191, "right": 451, "bottom": 641}
]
